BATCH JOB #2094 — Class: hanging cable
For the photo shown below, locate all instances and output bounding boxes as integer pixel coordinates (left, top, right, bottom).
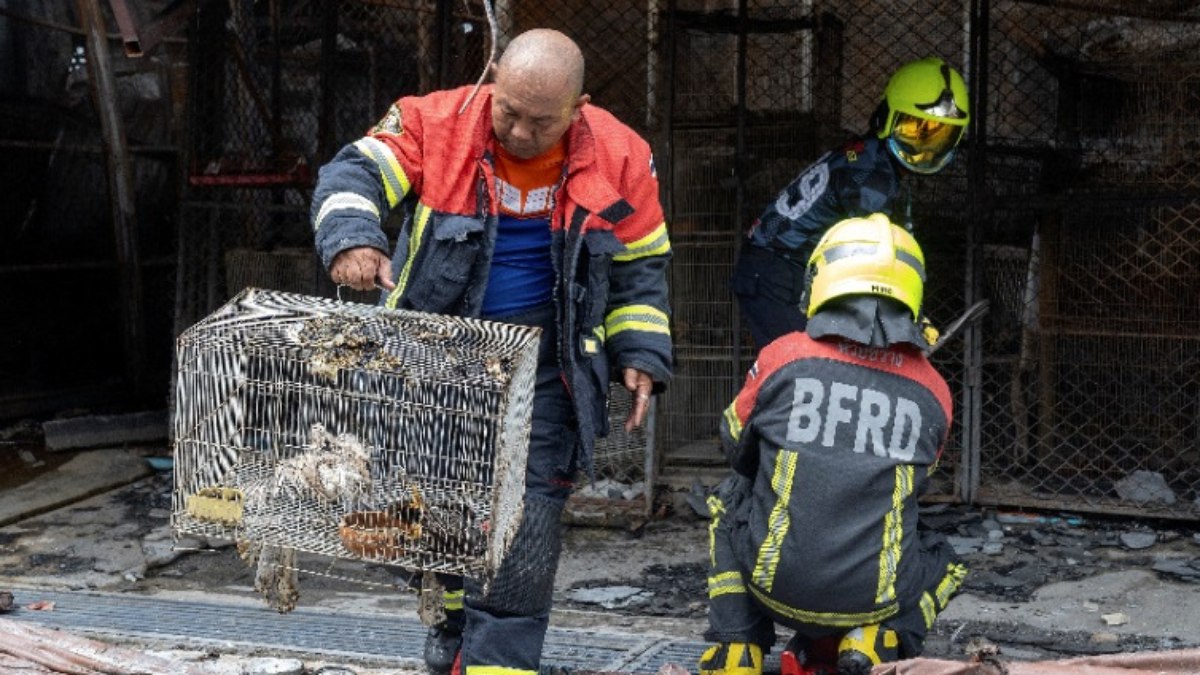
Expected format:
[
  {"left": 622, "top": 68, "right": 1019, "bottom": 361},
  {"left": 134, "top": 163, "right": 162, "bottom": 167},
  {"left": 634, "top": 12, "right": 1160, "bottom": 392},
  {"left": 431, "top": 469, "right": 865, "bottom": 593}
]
[{"left": 458, "top": 0, "right": 498, "bottom": 114}]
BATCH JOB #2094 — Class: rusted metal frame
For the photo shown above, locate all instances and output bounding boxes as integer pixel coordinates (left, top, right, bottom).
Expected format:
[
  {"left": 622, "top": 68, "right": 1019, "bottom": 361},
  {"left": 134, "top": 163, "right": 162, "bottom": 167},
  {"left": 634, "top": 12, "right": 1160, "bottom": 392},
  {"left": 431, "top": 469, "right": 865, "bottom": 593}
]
[
  {"left": 75, "top": 0, "right": 148, "bottom": 402},
  {"left": 812, "top": 13, "right": 844, "bottom": 150},
  {"left": 664, "top": 0, "right": 676, "bottom": 219},
  {"left": 106, "top": 0, "right": 143, "bottom": 56},
  {"left": 973, "top": 489, "right": 1199, "bottom": 522},
  {"left": 959, "top": 0, "right": 991, "bottom": 504},
  {"left": 731, "top": 0, "right": 748, "bottom": 381},
  {"left": 665, "top": 10, "right": 813, "bottom": 33},
  {"left": 0, "top": 4, "right": 188, "bottom": 46},
  {"left": 435, "top": 0, "right": 451, "bottom": 89},
  {"left": 1011, "top": 0, "right": 1200, "bottom": 23},
  {"left": 133, "top": 0, "right": 198, "bottom": 56}
]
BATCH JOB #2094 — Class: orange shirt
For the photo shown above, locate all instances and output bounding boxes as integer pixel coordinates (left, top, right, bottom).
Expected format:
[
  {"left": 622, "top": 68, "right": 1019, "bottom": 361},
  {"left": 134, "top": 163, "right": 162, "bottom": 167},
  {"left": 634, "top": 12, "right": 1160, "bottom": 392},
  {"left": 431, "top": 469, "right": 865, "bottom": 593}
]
[
  {"left": 493, "top": 140, "right": 565, "bottom": 217},
  {"left": 482, "top": 140, "right": 565, "bottom": 316}
]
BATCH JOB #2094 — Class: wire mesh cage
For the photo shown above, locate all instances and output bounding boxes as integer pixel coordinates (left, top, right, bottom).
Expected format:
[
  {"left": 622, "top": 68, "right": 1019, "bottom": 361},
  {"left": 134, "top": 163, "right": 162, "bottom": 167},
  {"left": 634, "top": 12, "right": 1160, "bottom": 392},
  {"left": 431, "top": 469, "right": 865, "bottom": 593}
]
[
  {"left": 565, "top": 386, "right": 658, "bottom": 526},
  {"left": 171, "top": 287, "right": 541, "bottom": 584}
]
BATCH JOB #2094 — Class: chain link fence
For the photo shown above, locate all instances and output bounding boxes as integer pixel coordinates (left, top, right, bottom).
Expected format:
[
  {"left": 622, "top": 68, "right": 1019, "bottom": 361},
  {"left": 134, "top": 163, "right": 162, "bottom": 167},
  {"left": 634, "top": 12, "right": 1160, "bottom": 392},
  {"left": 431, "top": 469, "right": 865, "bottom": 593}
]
[
  {"left": 171, "top": 0, "right": 1200, "bottom": 521},
  {"left": 974, "top": 1, "right": 1200, "bottom": 518}
]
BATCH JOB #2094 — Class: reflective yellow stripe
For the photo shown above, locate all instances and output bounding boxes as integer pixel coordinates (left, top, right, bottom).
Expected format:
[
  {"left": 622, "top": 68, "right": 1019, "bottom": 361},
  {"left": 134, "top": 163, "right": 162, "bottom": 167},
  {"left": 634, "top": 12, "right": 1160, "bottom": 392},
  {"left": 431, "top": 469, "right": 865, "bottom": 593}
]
[
  {"left": 313, "top": 192, "right": 380, "bottom": 232},
  {"left": 466, "top": 667, "right": 535, "bottom": 675},
  {"left": 722, "top": 402, "right": 743, "bottom": 441},
  {"left": 875, "top": 465, "right": 912, "bottom": 604},
  {"left": 749, "top": 584, "right": 898, "bottom": 627},
  {"left": 354, "top": 136, "right": 411, "bottom": 208},
  {"left": 935, "top": 561, "right": 968, "bottom": 609},
  {"left": 443, "top": 588, "right": 464, "bottom": 611},
  {"left": 751, "top": 449, "right": 797, "bottom": 592},
  {"left": 706, "top": 493, "right": 725, "bottom": 567},
  {"left": 605, "top": 304, "right": 670, "bottom": 337},
  {"left": 707, "top": 571, "right": 746, "bottom": 598},
  {"left": 614, "top": 221, "right": 671, "bottom": 261},
  {"left": 386, "top": 202, "right": 432, "bottom": 308},
  {"left": 920, "top": 591, "right": 937, "bottom": 629}
]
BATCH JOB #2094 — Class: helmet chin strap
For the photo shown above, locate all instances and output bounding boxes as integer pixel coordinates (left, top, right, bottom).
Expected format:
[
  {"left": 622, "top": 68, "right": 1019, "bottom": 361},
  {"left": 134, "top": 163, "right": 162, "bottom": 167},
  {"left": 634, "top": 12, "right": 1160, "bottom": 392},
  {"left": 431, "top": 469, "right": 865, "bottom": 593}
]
[{"left": 806, "top": 296, "right": 925, "bottom": 349}]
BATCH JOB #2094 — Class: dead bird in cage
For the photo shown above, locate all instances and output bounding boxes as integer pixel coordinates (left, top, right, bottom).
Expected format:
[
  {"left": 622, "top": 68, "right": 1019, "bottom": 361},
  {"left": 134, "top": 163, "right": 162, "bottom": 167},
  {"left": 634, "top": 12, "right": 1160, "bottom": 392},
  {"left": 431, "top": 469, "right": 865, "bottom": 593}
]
[
  {"left": 268, "top": 423, "right": 373, "bottom": 504},
  {"left": 289, "top": 315, "right": 404, "bottom": 380}
]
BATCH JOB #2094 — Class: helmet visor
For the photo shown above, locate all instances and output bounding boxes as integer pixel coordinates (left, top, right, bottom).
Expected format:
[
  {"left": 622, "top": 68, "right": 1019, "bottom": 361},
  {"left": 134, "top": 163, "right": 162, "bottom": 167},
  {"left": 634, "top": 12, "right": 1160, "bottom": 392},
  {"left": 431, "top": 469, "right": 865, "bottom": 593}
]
[{"left": 889, "top": 112, "right": 964, "bottom": 174}]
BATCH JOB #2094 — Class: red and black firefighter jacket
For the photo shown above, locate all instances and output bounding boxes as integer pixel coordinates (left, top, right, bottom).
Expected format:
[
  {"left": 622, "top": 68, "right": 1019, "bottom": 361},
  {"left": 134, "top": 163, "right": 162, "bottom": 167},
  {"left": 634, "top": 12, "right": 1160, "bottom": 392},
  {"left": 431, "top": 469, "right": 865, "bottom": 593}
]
[
  {"left": 310, "top": 85, "right": 673, "bottom": 470},
  {"left": 717, "top": 332, "right": 953, "bottom": 628}
]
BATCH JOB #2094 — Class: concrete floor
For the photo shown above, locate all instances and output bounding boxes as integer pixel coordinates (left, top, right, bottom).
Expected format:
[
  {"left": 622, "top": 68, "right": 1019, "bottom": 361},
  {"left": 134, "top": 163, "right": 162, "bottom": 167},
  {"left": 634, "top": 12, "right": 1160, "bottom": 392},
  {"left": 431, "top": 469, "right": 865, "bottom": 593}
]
[{"left": 3, "top": 447, "right": 1200, "bottom": 673}]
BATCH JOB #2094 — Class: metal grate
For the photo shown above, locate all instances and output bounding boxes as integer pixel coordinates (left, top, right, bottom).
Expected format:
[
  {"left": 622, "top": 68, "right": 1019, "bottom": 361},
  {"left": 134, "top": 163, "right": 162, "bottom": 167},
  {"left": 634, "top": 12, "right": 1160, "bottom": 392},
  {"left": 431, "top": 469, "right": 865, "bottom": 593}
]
[
  {"left": 4, "top": 586, "right": 685, "bottom": 673},
  {"left": 171, "top": 288, "right": 541, "bottom": 587}
]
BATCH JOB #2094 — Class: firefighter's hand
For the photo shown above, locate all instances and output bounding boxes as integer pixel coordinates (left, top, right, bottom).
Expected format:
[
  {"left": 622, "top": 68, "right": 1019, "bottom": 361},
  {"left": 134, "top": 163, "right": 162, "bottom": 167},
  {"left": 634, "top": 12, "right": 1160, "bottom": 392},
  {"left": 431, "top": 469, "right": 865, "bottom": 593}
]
[
  {"left": 622, "top": 367, "right": 654, "bottom": 433},
  {"left": 921, "top": 316, "right": 940, "bottom": 347},
  {"left": 330, "top": 247, "right": 395, "bottom": 292}
]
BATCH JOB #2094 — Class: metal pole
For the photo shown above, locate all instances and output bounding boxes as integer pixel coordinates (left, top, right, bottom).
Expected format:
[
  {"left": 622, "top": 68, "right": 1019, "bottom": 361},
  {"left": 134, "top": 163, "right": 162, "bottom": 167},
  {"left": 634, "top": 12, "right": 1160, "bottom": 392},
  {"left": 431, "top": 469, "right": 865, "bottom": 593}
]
[
  {"left": 732, "top": 0, "right": 747, "bottom": 381},
  {"left": 76, "top": 0, "right": 147, "bottom": 402},
  {"left": 317, "top": 0, "right": 339, "bottom": 164},
  {"left": 960, "top": 0, "right": 991, "bottom": 504}
]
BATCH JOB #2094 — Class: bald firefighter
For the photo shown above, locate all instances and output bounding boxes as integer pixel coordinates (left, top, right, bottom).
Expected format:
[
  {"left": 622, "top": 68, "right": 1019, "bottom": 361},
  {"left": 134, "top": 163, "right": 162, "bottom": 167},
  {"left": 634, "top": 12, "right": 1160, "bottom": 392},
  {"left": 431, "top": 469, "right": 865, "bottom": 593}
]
[
  {"left": 701, "top": 214, "right": 967, "bottom": 675},
  {"left": 310, "top": 28, "right": 672, "bottom": 675}
]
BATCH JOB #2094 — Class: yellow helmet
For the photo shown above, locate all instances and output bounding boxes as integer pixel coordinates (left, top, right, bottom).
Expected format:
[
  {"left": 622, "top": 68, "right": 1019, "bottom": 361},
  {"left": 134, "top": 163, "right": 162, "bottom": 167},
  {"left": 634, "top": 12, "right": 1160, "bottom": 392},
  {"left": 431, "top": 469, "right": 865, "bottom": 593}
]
[
  {"left": 803, "top": 213, "right": 926, "bottom": 320},
  {"left": 873, "top": 57, "right": 970, "bottom": 174}
]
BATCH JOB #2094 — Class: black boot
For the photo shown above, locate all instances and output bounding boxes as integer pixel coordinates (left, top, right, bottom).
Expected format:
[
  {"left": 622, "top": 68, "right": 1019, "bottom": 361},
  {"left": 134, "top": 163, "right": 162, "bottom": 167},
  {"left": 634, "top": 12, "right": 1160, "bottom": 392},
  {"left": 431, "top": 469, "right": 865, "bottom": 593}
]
[{"left": 424, "top": 617, "right": 463, "bottom": 675}]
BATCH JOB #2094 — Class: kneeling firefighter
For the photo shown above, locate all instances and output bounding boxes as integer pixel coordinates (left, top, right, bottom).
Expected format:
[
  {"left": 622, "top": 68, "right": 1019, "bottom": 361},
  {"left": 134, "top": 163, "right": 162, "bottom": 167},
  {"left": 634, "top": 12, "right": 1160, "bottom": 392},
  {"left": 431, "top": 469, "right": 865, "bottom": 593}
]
[{"left": 700, "top": 213, "right": 968, "bottom": 675}]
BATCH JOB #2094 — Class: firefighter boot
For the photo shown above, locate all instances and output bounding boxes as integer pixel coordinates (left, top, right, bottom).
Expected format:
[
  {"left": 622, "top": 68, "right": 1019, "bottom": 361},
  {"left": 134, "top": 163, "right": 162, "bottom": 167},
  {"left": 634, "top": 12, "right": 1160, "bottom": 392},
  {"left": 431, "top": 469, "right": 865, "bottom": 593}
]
[
  {"left": 424, "top": 617, "right": 463, "bottom": 675},
  {"left": 836, "top": 625, "right": 900, "bottom": 675},
  {"left": 698, "top": 642, "right": 763, "bottom": 675}
]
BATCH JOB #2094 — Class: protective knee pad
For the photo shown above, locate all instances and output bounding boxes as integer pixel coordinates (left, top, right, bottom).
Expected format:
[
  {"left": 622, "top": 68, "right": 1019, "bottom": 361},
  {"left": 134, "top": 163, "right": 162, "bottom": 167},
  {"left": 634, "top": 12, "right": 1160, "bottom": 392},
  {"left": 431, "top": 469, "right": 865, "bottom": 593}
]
[{"left": 472, "top": 495, "right": 564, "bottom": 617}]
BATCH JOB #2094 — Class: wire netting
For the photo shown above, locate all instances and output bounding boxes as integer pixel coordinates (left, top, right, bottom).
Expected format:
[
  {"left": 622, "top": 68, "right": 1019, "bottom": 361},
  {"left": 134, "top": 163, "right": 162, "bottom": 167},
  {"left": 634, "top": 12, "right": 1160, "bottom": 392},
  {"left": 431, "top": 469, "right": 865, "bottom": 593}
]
[
  {"left": 974, "top": 1, "right": 1200, "bottom": 518},
  {"left": 169, "top": 0, "right": 1200, "bottom": 522}
]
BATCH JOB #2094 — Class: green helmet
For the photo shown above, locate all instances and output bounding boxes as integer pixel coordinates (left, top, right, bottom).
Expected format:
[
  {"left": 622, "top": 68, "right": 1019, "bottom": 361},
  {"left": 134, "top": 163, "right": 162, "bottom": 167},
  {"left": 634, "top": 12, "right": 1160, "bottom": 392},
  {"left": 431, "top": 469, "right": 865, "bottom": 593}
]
[{"left": 874, "top": 57, "right": 970, "bottom": 175}]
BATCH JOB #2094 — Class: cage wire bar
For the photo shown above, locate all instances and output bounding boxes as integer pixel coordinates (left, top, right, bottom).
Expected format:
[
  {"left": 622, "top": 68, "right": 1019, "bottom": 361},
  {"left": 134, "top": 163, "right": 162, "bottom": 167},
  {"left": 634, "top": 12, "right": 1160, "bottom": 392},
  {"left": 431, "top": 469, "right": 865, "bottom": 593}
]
[
  {"left": 172, "top": 287, "right": 540, "bottom": 583},
  {"left": 173, "top": 0, "right": 1200, "bottom": 522}
]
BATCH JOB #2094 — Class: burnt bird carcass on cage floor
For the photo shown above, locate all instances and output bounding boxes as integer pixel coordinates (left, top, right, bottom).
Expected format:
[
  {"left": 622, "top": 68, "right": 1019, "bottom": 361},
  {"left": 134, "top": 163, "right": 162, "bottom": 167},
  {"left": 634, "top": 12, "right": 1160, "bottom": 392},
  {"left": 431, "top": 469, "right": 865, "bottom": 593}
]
[{"left": 170, "top": 288, "right": 539, "bottom": 611}]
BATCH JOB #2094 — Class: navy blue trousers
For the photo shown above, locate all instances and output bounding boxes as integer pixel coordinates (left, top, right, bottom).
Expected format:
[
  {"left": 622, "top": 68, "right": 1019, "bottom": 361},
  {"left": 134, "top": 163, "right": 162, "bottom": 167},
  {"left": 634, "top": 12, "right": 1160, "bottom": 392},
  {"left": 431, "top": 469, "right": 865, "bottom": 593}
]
[{"left": 439, "top": 302, "right": 576, "bottom": 672}]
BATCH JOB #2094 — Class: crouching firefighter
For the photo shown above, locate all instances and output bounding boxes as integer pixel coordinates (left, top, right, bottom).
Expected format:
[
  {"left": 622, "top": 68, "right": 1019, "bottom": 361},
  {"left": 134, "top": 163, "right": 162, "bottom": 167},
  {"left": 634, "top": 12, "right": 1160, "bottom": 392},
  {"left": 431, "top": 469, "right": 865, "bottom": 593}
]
[{"left": 700, "top": 213, "right": 968, "bottom": 675}]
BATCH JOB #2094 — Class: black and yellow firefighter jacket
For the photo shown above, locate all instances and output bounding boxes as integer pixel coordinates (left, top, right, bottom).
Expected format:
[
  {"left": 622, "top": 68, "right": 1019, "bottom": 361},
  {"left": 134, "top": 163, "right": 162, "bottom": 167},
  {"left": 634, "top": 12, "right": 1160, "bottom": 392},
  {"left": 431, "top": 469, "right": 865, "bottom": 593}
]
[
  {"left": 310, "top": 85, "right": 673, "bottom": 470},
  {"left": 716, "top": 331, "right": 953, "bottom": 629}
]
